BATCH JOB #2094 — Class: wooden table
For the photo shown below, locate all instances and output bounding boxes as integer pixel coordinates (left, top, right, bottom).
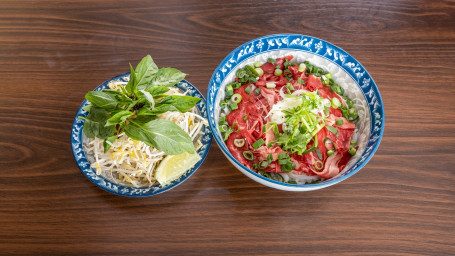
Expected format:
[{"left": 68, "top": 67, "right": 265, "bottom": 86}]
[{"left": 1, "top": 1, "right": 454, "bottom": 255}]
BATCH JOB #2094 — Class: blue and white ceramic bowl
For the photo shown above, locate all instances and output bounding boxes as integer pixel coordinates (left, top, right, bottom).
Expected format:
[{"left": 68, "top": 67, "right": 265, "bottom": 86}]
[
  {"left": 71, "top": 73, "right": 212, "bottom": 197},
  {"left": 207, "top": 34, "right": 384, "bottom": 191}
]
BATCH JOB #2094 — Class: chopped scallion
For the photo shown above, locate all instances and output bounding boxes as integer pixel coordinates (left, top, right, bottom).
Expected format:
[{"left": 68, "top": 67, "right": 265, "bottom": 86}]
[
  {"left": 234, "top": 138, "right": 245, "bottom": 148},
  {"left": 243, "top": 151, "right": 254, "bottom": 160},
  {"left": 229, "top": 102, "right": 238, "bottom": 111},
  {"left": 255, "top": 67, "right": 264, "bottom": 76},
  {"left": 331, "top": 97, "right": 341, "bottom": 109},
  {"left": 266, "top": 82, "right": 276, "bottom": 89},
  {"left": 314, "top": 160, "right": 324, "bottom": 170},
  {"left": 252, "top": 138, "right": 265, "bottom": 149},
  {"left": 231, "top": 93, "right": 242, "bottom": 104},
  {"left": 349, "top": 147, "right": 357, "bottom": 155}
]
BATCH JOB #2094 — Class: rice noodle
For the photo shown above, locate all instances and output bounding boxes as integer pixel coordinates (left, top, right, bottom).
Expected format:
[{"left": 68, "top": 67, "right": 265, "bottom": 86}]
[{"left": 83, "top": 81, "right": 208, "bottom": 188}]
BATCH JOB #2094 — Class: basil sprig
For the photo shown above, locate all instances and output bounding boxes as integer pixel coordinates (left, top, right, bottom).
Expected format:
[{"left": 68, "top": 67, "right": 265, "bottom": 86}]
[{"left": 80, "top": 55, "right": 200, "bottom": 155}]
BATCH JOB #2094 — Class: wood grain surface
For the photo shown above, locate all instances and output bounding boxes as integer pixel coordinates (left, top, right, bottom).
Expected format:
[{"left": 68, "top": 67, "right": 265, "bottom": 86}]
[{"left": 1, "top": 0, "right": 454, "bottom": 255}]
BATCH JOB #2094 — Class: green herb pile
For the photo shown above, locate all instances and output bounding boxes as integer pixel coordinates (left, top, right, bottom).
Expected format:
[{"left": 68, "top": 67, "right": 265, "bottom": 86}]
[{"left": 80, "top": 55, "right": 201, "bottom": 155}]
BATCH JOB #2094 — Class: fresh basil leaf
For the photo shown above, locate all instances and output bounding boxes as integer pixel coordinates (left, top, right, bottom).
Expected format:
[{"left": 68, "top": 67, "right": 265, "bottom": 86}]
[
  {"left": 146, "top": 104, "right": 178, "bottom": 115},
  {"left": 132, "top": 114, "right": 156, "bottom": 123},
  {"left": 139, "top": 90, "right": 155, "bottom": 108},
  {"left": 156, "top": 95, "right": 200, "bottom": 113},
  {"left": 125, "top": 63, "right": 136, "bottom": 95},
  {"left": 124, "top": 119, "right": 195, "bottom": 155},
  {"left": 105, "top": 110, "right": 134, "bottom": 127},
  {"left": 85, "top": 91, "right": 119, "bottom": 109},
  {"left": 146, "top": 86, "right": 169, "bottom": 96},
  {"left": 148, "top": 68, "right": 186, "bottom": 87},
  {"left": 103, "top": 135, "right": 117, "bottom": 153},
  {"left": 326, "top": 126, "right": 338, "bottom": 134},
  {"left": 82, "top": 106, "right": 116, "bottom": 139},
  {"left": 82, "top": 104, "right": 91, "bottom": 112},
  {"left": 135, "top": 55, "right": 159, "bottom": 90}
]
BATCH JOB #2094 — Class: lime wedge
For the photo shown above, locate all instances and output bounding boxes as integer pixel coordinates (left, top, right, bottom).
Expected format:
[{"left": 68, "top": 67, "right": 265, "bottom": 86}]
[{"left": 155, "top": 152, "right": 201, "bottom": 186}]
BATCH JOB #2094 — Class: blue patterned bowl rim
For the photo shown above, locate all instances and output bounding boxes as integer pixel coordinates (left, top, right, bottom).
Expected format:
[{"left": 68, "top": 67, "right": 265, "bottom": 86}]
[
  {"left": 71, "top": 73, "right": 212, "bottom": 197},
  {"left": 206, "top": 34, "right": 384, "bottom": 189}
]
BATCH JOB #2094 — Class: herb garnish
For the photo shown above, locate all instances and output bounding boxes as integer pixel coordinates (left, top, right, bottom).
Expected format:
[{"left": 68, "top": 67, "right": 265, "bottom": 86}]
[{"left": 80, "top": 55, "right": 200, "bottom": 155}]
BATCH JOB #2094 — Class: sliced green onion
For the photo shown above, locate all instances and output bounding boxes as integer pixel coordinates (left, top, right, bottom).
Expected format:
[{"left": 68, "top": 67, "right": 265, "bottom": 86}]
[
  {"left": 326, "top": 126, "right": 337, "bottom": 134},
  {"left": 259, "top": 160, "right": 269, "bottom": 169},
  {"left": 278, "top": 159, "right": 288, "bottom": 165},
  {"left": 226, "top": 83, "right": 233, "bottom": 92},
  {"left": 255, "top": 68, "right": 264, "bottom": 76},
  {"left": 218, "top": 115, "right": 226, "bottom": 124},
  {"left": 278, "top": 153, "right": 288, "bottom": 160},
  {"left": 286, "top": 82, "right": 294, "bottom": 91},
  {"left": 325, "top": 73, "right": 332, "bottom": 79},
  {"left": 225, "top": 90, "right": 233, "bottom": 98},
  {"left": 229, "top": 82, "right": 241, "bottom": 89},
  {"left": 327, "top": 149, "right": 335, "bottom": 156},
  {"left": 254, "top": 87, "right": 261, "bottom": 95},
  {"left": 302, "top": 145, "right": 316, "bottom": 154},
  {"left": 252, "top": 138, "right": 265, "bottom": 149},
  {"left": 246, "top": 65, "right": 259, "bottom": 76},
  {"left": 297, "top": 77, "right": 305, "bottom": 84},
  {"left": 244, "top": 86, "right": 252, "bottom": 94},
  {"left": 346, "top": 98, "right": 354, "bottom": 108},
  {"left": 324, "top": 106, "right": 330, "bottom": 116},
  {"left": 234, "top": 138, "right": 245, "bottom": 148},
  {"left": 223, "top": 129, "right": 233, "bottom": 141},
  {"left": 315, "top": 148, "right": 322, "bottom": 160},
  {"left": 268, "top": 58, "right": 276, "bottom": 64},
  {"left": 331, "top": 97, "right": 341, "bottom": 109},
  {"left": 314, "top": 160, "right": 324, "bottom": 170},
  {"left": 254, "top": 61, "right": 262, "bottom": 68},
  {"left": 231, "top": 93, "right": 242, "bottom": 104},
  {"left": 229, "top": 102, "right": 238, "bottom": 111},
  {"left": 336, "top": 119, "right": 344, "bottom": 126},
  {"left": 298, "top": 63, "right": 306, "bottom": 72},
  {"left": 243, "top": 151, "right": 254, "bottom": 160},
  {"left": 236, "top": 69, "right": 246, "bottom": 78},
  {"left": 349, "top": 108, "right": 356, "bottom": 115},
  {"left": 274, "top": 69, "right": 282, "bottom": 76},
  {"left": 219, "top": 124, "right": 228, "bottom": 132},
  {"left": 266, "top": 153, "right": 273, "bottom": 164},
  {"left": 242, "top": 114, "right": 248, "bottom": 121},
  {"left": 232, "top": 122, "right": 240, "bottom": 132},
  {"left": 350, "top": 139, "right": 357, "bottom": 146},
  {"left": 349, "top": 147, "right": 357, "bottom": 155},
  {"left": 266, "top": 82, "right": 276, "bottom": 89}
]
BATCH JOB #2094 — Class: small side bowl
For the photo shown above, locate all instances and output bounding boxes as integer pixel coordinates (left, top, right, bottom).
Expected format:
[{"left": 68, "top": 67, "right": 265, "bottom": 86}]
[
  {"left": 71, "top": 73, "right": 212, "bottom": 197},
  {"left": 207, "top": 34, "right": 384, "bottom": 191}
]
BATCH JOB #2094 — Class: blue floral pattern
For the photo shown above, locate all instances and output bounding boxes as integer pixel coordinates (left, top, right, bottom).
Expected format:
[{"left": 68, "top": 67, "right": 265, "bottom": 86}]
[
  {"left": 207, "top": 34, "right": 384, "bottom": 188},
  {"left": 71, "top": 73, "right": 212, "bottom": 197}
]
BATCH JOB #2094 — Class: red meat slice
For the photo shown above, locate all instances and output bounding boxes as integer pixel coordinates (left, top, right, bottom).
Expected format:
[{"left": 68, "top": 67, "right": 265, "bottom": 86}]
[{"left": 261, "top": 62, "right": 275, "bottom": 74}]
